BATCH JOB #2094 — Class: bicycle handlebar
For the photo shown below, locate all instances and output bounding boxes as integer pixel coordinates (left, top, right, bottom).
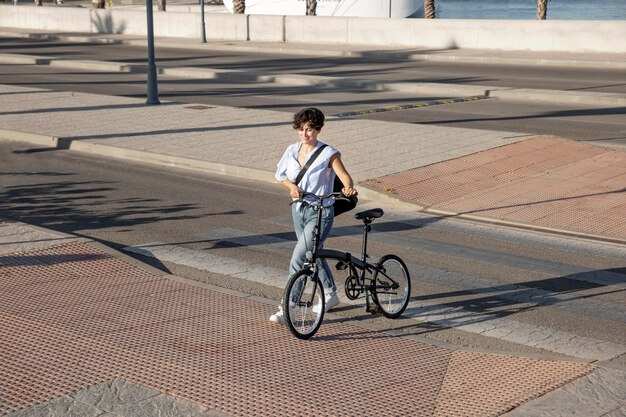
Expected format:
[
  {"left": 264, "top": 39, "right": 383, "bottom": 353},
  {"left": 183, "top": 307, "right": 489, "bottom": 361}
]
[{"left": 289, "top": 191, "right": 349, "bottom": 206}]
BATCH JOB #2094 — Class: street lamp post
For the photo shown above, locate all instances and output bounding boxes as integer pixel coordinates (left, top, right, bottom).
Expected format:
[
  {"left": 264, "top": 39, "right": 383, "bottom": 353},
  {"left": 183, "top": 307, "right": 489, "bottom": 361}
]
[
  {"left": 146, "top": 0, "right": 160, "bottom": 105},
  {"left": 200, "top": 0, "right": 207, "bottom": 43}
]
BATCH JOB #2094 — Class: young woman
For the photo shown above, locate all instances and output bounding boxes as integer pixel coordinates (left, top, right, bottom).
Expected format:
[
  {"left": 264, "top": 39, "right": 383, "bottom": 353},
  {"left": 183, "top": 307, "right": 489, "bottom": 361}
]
[{"left": 270, "top": 108, "right": 357, "bottom": 324}]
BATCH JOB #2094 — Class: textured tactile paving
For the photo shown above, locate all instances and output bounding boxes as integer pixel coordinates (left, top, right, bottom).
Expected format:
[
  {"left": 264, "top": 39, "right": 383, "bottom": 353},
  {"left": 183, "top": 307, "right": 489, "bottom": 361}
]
[
  {"left": 0, "top": 242, "right": 593, "bottom": 416},
  {"left": 366, "top": 136, "right": 626, "bottom": 240}
]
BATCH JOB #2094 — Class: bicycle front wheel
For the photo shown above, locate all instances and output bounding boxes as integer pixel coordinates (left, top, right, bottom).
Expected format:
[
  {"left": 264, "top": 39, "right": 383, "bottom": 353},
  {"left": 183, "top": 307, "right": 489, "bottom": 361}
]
[
  {"left": 283, "top": 270, "right": 325, "bottom": 340},
  {"left": 371, "top": 255, "right": 411, "bottom": 318}
]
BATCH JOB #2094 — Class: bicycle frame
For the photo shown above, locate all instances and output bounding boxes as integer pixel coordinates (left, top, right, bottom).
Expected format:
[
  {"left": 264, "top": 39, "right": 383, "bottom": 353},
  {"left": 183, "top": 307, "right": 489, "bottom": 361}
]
[
  {"left": 317, "top": 211, "right": 382, "bottom": 310},
  {"left": 317, "top": 221, "right": 374, "bottom": 281},
  {"left": 317, "top": 208, "right": 400, "bottom": 314},
  {"left": 294, "top": 192, "right": 391, "bottom": 307}
]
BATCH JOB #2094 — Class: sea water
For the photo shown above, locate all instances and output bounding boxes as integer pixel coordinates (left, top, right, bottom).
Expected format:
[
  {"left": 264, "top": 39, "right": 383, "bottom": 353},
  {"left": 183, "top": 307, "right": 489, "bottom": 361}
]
[{"left": 429, "top": 0, "right": 626, "bottom": 20}]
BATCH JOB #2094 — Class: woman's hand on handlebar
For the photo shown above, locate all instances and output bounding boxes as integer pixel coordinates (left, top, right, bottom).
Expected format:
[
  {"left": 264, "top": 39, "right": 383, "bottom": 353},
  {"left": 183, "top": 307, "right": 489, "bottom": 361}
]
[
  {"left": 289, "top": 184, "right": 303, "bottom": 199},
  {"left": 290, "top": 191, "right": 341, "bottom": 205},
  {"left": 341, "top": 186, "right": 357, "bottom": 197}
]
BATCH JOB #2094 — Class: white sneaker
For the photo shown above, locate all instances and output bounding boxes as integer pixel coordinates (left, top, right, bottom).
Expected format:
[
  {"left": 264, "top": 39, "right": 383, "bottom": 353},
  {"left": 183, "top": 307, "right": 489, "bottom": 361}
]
[
  {"left": 269, "top": 309, "right": 284, "bottom": 324},
  {"left": 313, "top": 291, "right": 340, "bottom": 313},
  {"left": 325, "top": 291, "right": 340, "bottom": 311}
]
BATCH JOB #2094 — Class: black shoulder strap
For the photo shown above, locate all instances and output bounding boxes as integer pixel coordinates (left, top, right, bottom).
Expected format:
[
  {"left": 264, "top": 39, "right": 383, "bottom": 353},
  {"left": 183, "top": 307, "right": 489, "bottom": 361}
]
[{"left": 294, "top": 144, "right": 328, "bottom": 186}]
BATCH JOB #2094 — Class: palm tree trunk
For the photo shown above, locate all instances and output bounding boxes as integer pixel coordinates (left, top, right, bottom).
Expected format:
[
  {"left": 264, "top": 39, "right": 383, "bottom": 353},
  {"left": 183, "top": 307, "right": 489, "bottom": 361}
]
[
  {"left": 306, "top": 0, "right": 317, "bottom": 15},
  {"left": 158, "top": 0, "right": 166, "bottom": 11},
  {"left": 537, "top": 0, "right": 548, "bottom": 20},
  {"left": 233, "top": 0, "right": 245, "bottom": 14},
  {"left": 424, "top": 0, "right": 436, "bottom": 19}
]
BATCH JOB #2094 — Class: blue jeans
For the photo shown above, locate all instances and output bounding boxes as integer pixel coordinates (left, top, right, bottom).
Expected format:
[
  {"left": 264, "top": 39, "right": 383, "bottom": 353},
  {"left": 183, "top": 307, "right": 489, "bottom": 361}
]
[{"left": 289, "top": 203, "right": 336, "bottom": 293}]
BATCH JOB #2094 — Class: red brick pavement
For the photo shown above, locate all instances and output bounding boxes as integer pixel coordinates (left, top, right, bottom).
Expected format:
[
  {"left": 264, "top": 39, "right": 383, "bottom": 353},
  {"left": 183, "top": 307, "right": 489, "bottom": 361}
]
[
  {"left": 366, "top": 136, "right": 626, "bottom": 242},
  {"left": 0, "top": 242, "right": 593, "bottom": 416}
]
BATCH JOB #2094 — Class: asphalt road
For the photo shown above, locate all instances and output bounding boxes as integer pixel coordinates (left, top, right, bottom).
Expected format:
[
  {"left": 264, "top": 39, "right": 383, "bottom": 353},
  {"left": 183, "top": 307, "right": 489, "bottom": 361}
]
[
  {"left": 2, "top": 140, "right": 625, "bottom": 365},
  {"left": 3, "top": 36, "right": 625, "bottom": 93},
  {"left": 1, "top": 35, "right": 625, "bottom": 145}
]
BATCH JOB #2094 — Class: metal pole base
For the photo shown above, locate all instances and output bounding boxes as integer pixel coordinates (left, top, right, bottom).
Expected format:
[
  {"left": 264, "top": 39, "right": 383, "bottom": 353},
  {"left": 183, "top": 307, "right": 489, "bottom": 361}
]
[{"left": 146, "top": 0, "right": 161, "bottom": 105}]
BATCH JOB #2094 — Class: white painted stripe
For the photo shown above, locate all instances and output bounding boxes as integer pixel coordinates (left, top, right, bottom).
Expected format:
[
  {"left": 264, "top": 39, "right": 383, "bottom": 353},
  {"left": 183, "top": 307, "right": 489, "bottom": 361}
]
[
  {"left": 124, "top": 241, "right": 626, "bottom": 361},
  {"left": 125, "top": 242, "right": 287, "bottom": 288}
]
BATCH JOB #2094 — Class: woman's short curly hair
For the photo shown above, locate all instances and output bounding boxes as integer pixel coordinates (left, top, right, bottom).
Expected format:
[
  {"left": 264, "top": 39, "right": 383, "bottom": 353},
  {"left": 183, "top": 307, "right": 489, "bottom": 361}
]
[{"left": 293, "top": 107, "right": 325, "bottom": 131}]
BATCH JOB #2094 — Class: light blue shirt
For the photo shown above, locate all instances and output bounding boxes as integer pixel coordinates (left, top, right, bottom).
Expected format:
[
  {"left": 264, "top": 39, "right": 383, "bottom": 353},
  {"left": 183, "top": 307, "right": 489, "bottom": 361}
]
[{"left": 275, "top": 141, "right": 339, "bottom": 207}]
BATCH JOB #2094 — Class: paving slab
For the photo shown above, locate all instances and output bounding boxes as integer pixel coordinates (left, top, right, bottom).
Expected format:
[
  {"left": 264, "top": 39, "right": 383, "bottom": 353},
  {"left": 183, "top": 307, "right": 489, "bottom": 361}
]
[
  {"left": 503, "top": 367, "right": 626, "bottom": 417},
  {"left": 0, "top": 232, "right": 598, "bottom": 417},
  {"left": 365, "top": 135, "right": 626, "bottom": 243},
  {"left": 0, "top": 83, "right": 527, "bottom": 188}
]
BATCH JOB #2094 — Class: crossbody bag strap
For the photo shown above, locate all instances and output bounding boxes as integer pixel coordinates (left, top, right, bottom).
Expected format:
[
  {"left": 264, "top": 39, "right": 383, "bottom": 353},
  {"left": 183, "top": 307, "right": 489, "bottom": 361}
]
[{"left": 294, "top": 144, "right": 328, "bottom": 186}]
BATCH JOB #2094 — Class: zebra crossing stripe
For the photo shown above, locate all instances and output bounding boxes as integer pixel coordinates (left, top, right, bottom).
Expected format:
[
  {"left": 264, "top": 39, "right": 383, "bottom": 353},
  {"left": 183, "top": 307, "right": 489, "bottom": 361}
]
[{"left": 125, "top": 242, "right": 287, "bottom": 288}]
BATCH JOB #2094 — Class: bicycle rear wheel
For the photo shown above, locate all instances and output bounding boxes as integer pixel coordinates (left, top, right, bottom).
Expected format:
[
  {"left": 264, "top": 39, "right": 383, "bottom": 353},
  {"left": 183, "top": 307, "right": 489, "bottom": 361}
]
[
  {"left": 283, "top": 270, "right": 325, "bottom": 340},
  {"left": 371, "top": 254, "right": 411, "bottom": 318}
]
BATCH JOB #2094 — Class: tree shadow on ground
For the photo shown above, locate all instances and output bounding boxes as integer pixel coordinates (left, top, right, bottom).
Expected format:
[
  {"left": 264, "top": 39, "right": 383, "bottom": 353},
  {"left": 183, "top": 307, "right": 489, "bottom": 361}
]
[{"left": 0, "top": 175, "right": 206, "bottom": 259}]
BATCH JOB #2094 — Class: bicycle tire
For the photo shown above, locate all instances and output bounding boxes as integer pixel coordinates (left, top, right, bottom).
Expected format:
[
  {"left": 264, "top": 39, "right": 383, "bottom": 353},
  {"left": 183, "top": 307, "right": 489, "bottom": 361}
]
[
  {"left": 283, "top": 269, "right": 325, "bottom": 340},
  {"left": 371, "top": 254, "right": 411, "bottom": 318}
]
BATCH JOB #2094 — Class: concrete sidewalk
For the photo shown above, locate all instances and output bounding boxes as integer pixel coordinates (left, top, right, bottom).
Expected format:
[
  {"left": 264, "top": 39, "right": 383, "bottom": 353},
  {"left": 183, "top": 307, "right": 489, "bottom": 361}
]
[
  {"left": 3, "top": 219, "right": 625, "bottom": 417},
  {"left": 0, "top": 83, "right": 625, "bottom": 243}
]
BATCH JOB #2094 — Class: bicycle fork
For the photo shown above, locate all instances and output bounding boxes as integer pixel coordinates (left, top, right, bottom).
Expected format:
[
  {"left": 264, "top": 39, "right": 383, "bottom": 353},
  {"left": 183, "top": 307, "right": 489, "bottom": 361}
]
[{"left": 297, "top": 253, "right": 324, "bottom": 310}]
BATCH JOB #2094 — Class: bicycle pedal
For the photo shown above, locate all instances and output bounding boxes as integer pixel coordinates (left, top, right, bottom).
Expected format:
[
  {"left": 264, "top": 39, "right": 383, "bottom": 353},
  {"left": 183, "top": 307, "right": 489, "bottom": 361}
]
[
  {"left": 335, "top": 261, "right": 348, "bottom": 271},
  {"left": 366, "top": 305, "right": 381, "bottom": 314}
]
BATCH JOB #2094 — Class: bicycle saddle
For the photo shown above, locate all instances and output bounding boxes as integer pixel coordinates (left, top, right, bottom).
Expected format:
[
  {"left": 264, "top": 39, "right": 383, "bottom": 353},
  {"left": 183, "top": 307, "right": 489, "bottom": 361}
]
[{"left": 354, "top": 208, "right": 384, "bottom": 220}]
